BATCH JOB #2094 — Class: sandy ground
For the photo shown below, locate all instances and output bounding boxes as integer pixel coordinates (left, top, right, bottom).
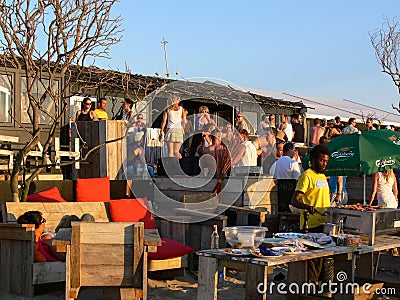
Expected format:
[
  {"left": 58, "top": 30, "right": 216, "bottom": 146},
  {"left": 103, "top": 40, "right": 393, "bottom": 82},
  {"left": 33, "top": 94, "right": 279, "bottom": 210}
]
[
  {"left": 1, "top": 268, "right": 399, "bottom": 300},
  {"left": 0, "top": 270, "right": 247, "bottom": 300}
]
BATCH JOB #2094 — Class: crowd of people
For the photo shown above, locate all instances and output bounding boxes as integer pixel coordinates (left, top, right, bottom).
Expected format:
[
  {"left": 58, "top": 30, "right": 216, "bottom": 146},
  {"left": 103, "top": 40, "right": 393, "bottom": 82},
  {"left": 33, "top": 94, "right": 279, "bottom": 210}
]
[{"left": 73, "top": 96, "right": 400, "bottom": 206}]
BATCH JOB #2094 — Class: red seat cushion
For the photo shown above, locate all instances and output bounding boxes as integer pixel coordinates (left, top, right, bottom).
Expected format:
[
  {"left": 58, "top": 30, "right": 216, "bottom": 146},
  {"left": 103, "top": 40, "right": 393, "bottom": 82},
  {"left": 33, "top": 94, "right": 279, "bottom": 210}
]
[
  {"left": 109, "top": 198, "right": 157, "bottom": 229},
  {"left": 27, "top": 187, "right": 67, "bottom": 202},
  {"left": 148, "top": 238, "right": 194, "bottom": 260},
  {"left": 76, "top": 177, "right": 110, "bottom": 202}
]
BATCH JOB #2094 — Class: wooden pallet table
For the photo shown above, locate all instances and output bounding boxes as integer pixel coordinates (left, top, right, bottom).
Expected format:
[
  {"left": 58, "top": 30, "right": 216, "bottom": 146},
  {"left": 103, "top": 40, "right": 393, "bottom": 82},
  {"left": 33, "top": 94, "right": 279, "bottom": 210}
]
[{"left": 197, "top": 245, "right": 356, "bottom": 300}]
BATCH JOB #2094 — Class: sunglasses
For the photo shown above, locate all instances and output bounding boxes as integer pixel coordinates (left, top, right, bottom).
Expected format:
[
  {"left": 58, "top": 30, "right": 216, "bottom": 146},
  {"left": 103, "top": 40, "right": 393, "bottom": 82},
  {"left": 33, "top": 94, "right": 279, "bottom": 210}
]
[{"left": 41, "top": 217, "right": 46, "bottom": 224}]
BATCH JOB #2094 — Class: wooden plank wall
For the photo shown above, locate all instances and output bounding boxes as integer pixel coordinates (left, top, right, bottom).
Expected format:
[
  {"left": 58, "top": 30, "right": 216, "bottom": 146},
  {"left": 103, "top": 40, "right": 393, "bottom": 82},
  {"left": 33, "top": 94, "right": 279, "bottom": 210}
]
[
  {"left": 346, "top": 176, "right": 373, "bottom": 204},
  {"left": 0, "top": 225, "right": 35, "bottom": 297},
  {"left": 106, "top": 121, "right": 126, "bottom": 180}
]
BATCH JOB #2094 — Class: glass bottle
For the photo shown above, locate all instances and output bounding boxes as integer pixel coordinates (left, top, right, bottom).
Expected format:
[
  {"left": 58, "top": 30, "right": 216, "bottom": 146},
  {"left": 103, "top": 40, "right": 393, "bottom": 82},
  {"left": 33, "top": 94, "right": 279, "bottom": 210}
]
[
  {"left": 211, "top": 225, "right": 225, "bottom": 281},
  {"left": 211, "top": 225, "right": 219, "bottom": 249}
]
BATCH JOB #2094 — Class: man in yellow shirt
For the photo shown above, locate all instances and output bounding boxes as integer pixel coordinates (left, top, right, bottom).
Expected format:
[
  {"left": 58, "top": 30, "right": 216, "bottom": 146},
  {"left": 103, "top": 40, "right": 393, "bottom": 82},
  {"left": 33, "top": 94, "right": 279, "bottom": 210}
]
[
  {"left": 290, "top": 144, "right": 330, "bottom": 230},
  {"left": 290, "top": 144, "right": 330, "bottom": 285},
  {"left": 94, "top": 97, "right": 108, "bottom": 120}
]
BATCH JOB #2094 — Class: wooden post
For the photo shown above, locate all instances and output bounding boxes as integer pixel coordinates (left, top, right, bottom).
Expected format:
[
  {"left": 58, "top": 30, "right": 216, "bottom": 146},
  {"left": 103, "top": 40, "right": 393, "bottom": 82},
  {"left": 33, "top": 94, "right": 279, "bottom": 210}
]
[
  {"left": 74, "top": 138, "right": 80, "bottom": 170},
  {"left": 287, "top": 260, "right": 307, "bottom": 294},
  {"left": 197, "top": 255, "right": 218, "bottom": 300},
  {"left": 333, "top": 253, "right": 354, "bottom": 300},
  {"left": 244, "top": 263, "right": 269, "bottom": 300}
]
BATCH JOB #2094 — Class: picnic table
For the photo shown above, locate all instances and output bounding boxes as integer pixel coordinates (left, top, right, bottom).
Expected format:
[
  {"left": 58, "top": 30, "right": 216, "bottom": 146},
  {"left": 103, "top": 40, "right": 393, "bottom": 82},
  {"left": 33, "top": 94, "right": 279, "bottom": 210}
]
[
  {"left": 196, "top": 235, "right": 400, "bottom": 300},
  {"left": 53, "top": 227, "right": 162, "bottom": 253}
]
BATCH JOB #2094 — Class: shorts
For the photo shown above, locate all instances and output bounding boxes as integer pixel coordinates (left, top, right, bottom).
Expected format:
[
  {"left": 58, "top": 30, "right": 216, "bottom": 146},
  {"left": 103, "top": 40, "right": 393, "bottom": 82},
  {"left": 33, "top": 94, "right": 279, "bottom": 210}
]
[{"left": 164, "top": 128, "right": 183, "bottom": 143}]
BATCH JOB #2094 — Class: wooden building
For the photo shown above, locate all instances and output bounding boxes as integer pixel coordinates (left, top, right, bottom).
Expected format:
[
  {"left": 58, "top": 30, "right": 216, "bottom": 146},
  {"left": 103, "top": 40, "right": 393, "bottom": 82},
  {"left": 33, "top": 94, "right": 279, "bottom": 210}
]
[{"left": 0, "top": 61, "right": 306, "bottom": 179}]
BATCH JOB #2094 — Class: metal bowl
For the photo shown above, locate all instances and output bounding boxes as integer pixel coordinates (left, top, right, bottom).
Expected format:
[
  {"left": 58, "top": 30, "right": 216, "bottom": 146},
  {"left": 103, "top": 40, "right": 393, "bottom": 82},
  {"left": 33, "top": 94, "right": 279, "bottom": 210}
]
[
  {"left": 222, "top": 226, "right": 268, "bottom": 248},
  {"left": 321, "top": 223, "right": 340, "bottom": 236}
]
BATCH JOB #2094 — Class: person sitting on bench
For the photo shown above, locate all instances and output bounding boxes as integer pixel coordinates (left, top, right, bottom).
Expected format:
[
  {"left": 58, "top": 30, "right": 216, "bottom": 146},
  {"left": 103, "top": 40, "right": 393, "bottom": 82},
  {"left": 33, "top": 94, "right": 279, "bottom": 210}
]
[{"left": 17, "top": 211, "right": 66, "bottom": 262}]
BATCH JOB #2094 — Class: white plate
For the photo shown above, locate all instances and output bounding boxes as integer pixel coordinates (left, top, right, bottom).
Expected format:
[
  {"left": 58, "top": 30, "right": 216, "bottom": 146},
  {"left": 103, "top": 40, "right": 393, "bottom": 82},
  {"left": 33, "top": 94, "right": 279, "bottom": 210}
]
[
  {"left": 297, "top": 238, "right": 325, "bottom": 249},
  {"left": 274, "top": 233, "right": 309, "bottom": 239},
  {"left": 271, "top": 246, "right": 302, "bottom": 255},
  {"left": 223, "top": 249, "right": 250, "bottom": 256}
]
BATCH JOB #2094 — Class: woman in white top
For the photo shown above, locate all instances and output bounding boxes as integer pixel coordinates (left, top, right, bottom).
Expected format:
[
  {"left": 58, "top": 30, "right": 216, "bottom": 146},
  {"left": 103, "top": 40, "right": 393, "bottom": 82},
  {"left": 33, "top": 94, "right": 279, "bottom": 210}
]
[
  {"left": 369, "top": 169, "right": 398, "bottom": 208},
  {"left": 159, "top": 94, "right": 184, "bottom": 159},
  {"left": 189, "top": 105, "right": 215, "bottom": 156},
  {"left": 195, "top": 105, "right": 214, "bottom": 131},
  {"left": 231, "top": 129, "right": 258, "bottom": 168}
]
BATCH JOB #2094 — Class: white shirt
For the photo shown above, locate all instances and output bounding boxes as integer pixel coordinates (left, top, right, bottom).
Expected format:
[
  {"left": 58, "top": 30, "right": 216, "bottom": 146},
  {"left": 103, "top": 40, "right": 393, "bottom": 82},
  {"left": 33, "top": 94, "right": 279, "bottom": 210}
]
[
  {"left": 167, "top": 106, "right": 183, "bottom": 129},
  {"left": 283, "top": 123, "right": 293, "bottom": 142},
  {"left": 238, "top": 141, "right": 257, "bottom": 166},
  {"left": 269, "top": 155, "right": 301, "bottom": 179}
]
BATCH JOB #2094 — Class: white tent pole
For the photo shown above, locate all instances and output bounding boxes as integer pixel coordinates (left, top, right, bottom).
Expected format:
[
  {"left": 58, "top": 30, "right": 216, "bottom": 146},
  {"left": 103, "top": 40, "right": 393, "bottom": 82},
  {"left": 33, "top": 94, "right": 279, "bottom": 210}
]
[{"left": 363, "top": 173, "right": 366, "bottom": 205}]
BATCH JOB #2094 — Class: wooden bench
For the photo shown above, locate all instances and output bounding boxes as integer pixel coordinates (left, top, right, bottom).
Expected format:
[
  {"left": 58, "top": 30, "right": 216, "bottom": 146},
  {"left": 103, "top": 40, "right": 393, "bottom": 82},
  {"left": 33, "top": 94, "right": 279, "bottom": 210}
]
[
  {"left": 0, "top": 201, "right": 185, "bottom": 297},
  {"left": 0, "top": 202, "right": 111, "bottom": 297}
]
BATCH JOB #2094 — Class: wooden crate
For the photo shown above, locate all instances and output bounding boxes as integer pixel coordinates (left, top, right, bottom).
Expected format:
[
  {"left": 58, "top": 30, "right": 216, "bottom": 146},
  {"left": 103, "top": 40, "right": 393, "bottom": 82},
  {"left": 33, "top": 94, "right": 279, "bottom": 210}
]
[
  {"left": 153, "top": 176, "right": 278, "bottom": 214},
  {"left": 71, "top": 120, "right": 126, "bottom": 179},
  {"left": 243, "top": 176, "right": 278, "bottom": 215}
]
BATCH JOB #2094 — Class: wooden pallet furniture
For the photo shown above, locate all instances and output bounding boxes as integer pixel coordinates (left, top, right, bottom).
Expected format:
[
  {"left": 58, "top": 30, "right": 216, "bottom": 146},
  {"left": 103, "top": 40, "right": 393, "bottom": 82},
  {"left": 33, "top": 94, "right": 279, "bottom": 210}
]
[
  {"left": 0, "top": 202, "right": 111, "bottom": 297},
  {"left": 0, "top": 201, "right": 188, "bottom": 297},
  {"left": 65, "top": 222, "right": 146, "bottom": 300},
  {"left": 196, "top": 243, "right": 356, "bottom": 300}
]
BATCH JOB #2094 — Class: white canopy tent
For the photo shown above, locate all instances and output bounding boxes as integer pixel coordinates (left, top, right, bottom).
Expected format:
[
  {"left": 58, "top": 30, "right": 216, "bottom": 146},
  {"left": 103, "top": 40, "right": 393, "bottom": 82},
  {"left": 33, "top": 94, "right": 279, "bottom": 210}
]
[{"left": 242, "top": 87, "right": 400, "bottom": 127}]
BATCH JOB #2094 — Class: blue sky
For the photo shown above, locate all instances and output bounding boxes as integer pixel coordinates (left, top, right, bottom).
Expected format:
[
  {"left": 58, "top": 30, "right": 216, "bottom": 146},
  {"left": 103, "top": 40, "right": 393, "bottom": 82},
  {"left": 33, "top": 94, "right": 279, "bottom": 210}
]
[{"left": 96, "top": 0, "right": 400, "bottom": 113}]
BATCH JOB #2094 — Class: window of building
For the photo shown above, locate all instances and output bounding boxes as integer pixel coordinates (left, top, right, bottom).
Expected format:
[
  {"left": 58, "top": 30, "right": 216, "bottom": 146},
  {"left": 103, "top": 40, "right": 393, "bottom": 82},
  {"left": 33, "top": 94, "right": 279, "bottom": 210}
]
[
  {"left": 0, "top": 74, "right": 12, "bottom": 123},
  {"left": 21, "top": 77, "right": 59, "bottom": 124}
]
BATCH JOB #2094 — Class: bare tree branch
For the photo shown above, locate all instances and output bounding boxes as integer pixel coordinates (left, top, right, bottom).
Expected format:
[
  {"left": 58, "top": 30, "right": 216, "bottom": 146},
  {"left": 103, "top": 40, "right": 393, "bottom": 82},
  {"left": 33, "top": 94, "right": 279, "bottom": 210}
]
[
  {"left": 370, "top": 16, "right": 400, "bottom": 114},
  {"left": 0, "top": 0, "right": 123, "bottom": 201}
]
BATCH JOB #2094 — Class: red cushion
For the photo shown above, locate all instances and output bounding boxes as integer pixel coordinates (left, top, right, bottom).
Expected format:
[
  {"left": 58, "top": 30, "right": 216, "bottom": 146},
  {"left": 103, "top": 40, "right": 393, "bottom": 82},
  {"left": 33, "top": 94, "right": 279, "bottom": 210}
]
[
  {"left": 27, "top": 187, "right": 67, "bottom": 202},
  {"left": 109, "top": 198, "right": 157, "bottom": 229},
  {"left": 148, "top": 238, "right": 194, "bottom": 260},
  {"left": 76, "top": 177, "right": 110, "bottom": 202}
]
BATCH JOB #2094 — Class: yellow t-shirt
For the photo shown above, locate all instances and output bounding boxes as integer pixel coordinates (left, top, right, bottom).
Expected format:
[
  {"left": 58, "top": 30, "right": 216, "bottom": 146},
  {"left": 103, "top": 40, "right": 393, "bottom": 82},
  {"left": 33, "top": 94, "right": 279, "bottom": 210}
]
[
  {"left": 94, "top": 109, "right": 108, "bottom": 120},
  {"left": 295, "top": 168, "right": 330, "bottom": 228}
]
